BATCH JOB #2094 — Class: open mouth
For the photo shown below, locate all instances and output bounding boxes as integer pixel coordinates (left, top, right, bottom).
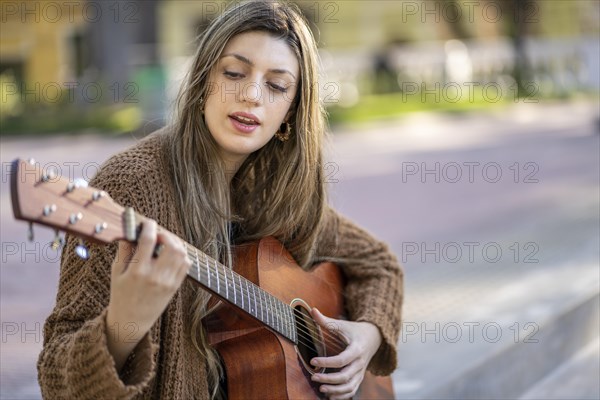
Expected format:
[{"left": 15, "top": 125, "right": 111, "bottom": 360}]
[
  {"left": 229, "top": 112, "right": 261, "bottom": 133},
  {"left": 230, "top": 115, "right": 259, "bottom": 126}
]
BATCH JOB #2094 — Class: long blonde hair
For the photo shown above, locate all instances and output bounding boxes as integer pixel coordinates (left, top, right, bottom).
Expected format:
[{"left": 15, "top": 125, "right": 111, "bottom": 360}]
[{"left": 166, "top": 1, "right": 327, "bottom": 397}]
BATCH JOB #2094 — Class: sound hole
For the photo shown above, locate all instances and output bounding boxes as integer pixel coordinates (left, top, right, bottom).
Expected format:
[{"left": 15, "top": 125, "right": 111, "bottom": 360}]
[{"left": 293, "top": 301, "right": 325, "bottom": 374}]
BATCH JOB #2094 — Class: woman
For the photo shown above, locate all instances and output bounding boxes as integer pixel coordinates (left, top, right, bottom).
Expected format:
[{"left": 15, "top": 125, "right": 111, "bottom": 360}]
[{"left": 37, "top": 1, "right": 403, "bottom": 399}]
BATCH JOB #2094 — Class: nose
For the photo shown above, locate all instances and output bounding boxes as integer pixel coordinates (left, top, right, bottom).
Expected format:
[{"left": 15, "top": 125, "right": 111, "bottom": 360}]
[{"left": 240, "top": 79, "right": 262, "bottom": 106}]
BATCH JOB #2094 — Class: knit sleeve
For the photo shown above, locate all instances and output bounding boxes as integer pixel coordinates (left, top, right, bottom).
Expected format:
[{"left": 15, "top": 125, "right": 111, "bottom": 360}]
[
  {"left": 313, "top": 206, "right": 403, "bottom": 376},
  {"left": 37, "top": 166, "right": 159, "bottom": 399}
]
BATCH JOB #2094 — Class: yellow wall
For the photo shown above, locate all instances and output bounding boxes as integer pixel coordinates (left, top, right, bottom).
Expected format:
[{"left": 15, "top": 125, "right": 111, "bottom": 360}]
[{"left": 0, "top": 0, "right": 87, "bottom": 87}]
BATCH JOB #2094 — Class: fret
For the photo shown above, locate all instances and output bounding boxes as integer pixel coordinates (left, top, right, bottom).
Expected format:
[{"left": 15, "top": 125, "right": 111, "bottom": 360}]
[
  {"left": 252, "top": 284, "right": 258, "bottom": 318},
  {"left": 279, "top": 301, "right": 285, "bottom": 334},
  {"left": 261, "top": 290, "right": 273, "bottom": 326},
  {"left": 279, "top": 302, "right": 288, "bottom": 337},
  {"left": 238, "top": 274, "right": 244, "bottom": 310},
  {"left": 271, "top": 296, "right": 279, "bottom": 332},
  {"left": 283, "top": 304, "right": 290, "bottom": 339},
  {"left": 194, "top": 249, "right": 200, "bottom": 284},
  {"left": 289, "top": 306, "right": 297, "bottom": 343},
  {"left": 246, "top": 281, "right": 258, "bottom": 317},
  {"left": 223, "top": 265, "right": 229, "bottom": 300},
  {"left": 230, "top": 269, "right": 237, "bottom": 305},
  {"left": 258, "top": 291, "right": 269, "bottom": 325},
  {"left": 252, "top": 285, "right": 265, "bottom": 321},
  {"left": 270, "top": 295, "right": 276, "bottom": 329},
  {"left": 203, "top": 251, "right": 210, "bottom": 288},
  {"left": 291, "top": 307, "right": 296, "bottom": 342},
  {"left": 214, "top": 259, "right": 220, "bottom": 295},
  {"left": 282, "top": 303, "right": 289, "bottom": 336}
]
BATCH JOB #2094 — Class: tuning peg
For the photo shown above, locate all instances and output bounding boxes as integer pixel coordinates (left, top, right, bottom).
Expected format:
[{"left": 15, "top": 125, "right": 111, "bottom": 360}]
[
  {"left": 51, "top": 229, "right": 65, "bottom": 251},
  {"left": 75, "top": 239, "right": 89, "bottom": 260},
  {"left": 73, "top": 178, "right": 88, "bottom": 188},
  {"left": 92, "top": 191, "right": 106, "bottom": 201},
  {"left": 27, "top": 222, "right": 34, "bottom": 242},
  {"left": 69, "top": 212, "right": 83, "bottom": 224},
  {"left": 27, "top": 158, "right": 36, "bottom": 165},
  {"left": 95, "top": 222, "right": 108, "bottom": 234},
  {"left": 43, "top": 204, "right": 57, "bottom": 216},
  {"left": 41, "top": 169, "right": 57, "bottom": 182},
  {"left": 66, "top": 178, "right": 89, "bottom": 193}
]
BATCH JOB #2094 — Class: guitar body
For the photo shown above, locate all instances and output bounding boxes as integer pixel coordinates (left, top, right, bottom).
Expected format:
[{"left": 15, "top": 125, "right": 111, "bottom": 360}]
[{"left": 204, "top": 237, "right": 394, "bottom": 399}]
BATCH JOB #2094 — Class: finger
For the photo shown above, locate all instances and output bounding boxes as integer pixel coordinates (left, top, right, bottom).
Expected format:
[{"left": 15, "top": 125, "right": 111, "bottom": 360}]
[
  {"left": 311, "top": 308, "right": 345, "bottom": 339},
  {"left": 311, "top": 360, "right": 361, "bottom": 384},
  {"left": 311, "top": 343, "right": 360, "bottom": 369},
  {"left": 112, "top": 240, "right": 135, "bottom": 276},
  {"left": 320, "top": 372, "right": 362, "bottom": 399},
  {"left": 130, "top": 220, "right": 157, "bottom": 271},
  {"left": 153, "top": 232, "right": 190, "bottom": 279}
]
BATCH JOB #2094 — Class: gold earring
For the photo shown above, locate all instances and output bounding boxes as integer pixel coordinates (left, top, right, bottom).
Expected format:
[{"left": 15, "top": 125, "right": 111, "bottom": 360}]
[{"left": 275, "top": 122, "right": 291, "bottom": 142}]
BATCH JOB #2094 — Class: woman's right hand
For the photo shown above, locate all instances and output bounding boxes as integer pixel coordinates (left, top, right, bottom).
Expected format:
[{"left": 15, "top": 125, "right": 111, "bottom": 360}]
[{"left": 105, "top": 219, "right": 191, "bottom": 371}]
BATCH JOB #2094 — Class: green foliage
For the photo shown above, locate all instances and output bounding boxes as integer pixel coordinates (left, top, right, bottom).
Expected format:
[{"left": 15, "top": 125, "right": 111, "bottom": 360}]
[{"left": 0, "top": 104, "right": 141, "bottom": 136}]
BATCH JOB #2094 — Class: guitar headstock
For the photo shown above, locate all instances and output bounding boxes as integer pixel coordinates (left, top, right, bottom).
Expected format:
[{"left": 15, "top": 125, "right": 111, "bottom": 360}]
[{"left": 10, "top": 158, "right": 128, "bottom": 246}]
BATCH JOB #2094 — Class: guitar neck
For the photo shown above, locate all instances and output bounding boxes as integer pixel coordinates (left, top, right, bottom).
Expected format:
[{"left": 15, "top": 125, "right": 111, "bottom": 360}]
[{"left": 182, "top": 242, "right": 298, "bottom": 344}]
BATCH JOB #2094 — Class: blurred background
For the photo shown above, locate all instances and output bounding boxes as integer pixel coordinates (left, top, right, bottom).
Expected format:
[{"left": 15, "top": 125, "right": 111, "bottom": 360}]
[{"left": 1, "top": 0, "right": 599, "bottom": 399}]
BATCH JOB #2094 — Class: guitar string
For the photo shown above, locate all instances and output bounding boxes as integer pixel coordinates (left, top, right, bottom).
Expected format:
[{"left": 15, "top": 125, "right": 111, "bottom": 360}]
[
  {"left": 183, "top": 245, "right": 349, "bottom": 353},
  {"left": 185, "top": 260, "right": 346, "bottom": 356},
  {"left": 186, "top": 252, "right": 348, "bottom": 355},
  {"left": 185, "top": 248, "right": 348, "bottom": 354},
  {"left": 184, "top": 247, "right": 348, "bottom": 354},
  {"left": 183, "top": 244, "right": 347, "bottom": 350}
]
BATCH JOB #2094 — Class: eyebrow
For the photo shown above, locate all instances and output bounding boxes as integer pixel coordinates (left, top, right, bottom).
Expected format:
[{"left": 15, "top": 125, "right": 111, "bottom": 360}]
[{"left": 221, "top": 53, "right": 297, "bottom": 80}]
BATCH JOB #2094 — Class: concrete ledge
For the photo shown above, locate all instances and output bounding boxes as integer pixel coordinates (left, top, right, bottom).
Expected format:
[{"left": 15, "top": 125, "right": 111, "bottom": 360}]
[
  {"left": 421, "top": 290, "right": 599, "bottom": 399},
  {"left": 520, "top": 337, "right": 600, "bottom": 400}
]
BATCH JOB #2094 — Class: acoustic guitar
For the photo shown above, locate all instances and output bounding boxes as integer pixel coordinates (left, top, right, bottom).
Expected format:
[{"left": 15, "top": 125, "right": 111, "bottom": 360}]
[{"left": 10, "top": 158, "right": 394, "bottom": 399}]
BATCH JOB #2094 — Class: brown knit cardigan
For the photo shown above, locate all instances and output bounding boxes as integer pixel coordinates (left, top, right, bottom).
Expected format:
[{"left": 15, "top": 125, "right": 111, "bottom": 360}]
[{"left": 37, "top": 128, "right": 403, "bottom": 399}]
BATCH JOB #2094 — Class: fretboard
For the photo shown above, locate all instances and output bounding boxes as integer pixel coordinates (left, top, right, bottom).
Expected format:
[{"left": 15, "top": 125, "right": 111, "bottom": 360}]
[{"left": 183, "top": 243, "right": 298, "bottom": 344}]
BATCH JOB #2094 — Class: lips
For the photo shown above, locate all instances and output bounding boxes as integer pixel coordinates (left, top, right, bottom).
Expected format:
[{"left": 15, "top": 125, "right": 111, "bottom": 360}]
[
  {"left": 229, "top": 112, "right": 260, "bottom": 134},
  {"left": 229, "top": 112, "right": 260, "bottom": 125}
]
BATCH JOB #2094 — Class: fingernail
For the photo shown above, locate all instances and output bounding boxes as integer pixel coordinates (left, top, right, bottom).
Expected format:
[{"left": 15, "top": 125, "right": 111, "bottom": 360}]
[{"left": 311, "top": 359, "right": 318, "bottom": 366}]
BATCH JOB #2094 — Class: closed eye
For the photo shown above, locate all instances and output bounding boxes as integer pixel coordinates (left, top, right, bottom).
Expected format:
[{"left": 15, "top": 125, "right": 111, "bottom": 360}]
[
  {"left": 268, "top": 82, "right": 288, "bottom": 93},
  {"left": 224, "top": 71, "right": 243, "bottom": 79}
]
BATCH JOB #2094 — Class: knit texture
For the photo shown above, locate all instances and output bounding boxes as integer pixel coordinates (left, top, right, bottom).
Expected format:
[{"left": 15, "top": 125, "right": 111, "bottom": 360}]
[{"left": 37, "top": 127, "right": 404, "bottom": 399}]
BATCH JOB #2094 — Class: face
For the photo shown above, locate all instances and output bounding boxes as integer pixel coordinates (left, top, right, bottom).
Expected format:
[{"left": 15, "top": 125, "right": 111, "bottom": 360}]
[{"left": 204, "top": 31, "right": 300, "bottom": 169}]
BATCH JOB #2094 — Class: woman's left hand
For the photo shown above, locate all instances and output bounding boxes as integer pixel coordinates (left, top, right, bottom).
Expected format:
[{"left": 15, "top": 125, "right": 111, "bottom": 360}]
[{"left": 309, "top": 308, "right": 382, "bottom": 399}]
